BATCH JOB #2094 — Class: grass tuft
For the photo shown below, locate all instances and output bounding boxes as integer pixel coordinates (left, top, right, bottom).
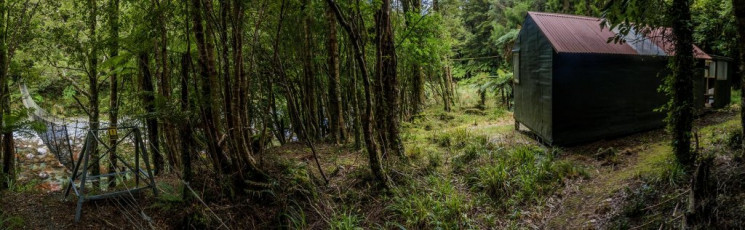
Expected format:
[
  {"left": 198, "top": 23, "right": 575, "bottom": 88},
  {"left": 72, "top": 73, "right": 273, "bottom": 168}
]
[
  {"left": 329, "top": 209, "right": 363, "bottom": 230},
  {"left": 388, "top": 175, "right": 473, "bottom": 229},
  {"left": 468, "top": 145, "right": 585, "bottom": 209}
]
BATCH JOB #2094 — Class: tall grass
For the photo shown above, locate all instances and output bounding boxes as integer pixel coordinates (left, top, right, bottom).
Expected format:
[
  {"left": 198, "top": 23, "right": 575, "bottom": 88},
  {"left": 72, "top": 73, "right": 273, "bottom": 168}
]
[
  {"left": 468, "top": 145, "right": 585, "bottom": 209},
  {"left": 328, "top": 209, "right": 363, "bottom": 230},
  {"left": 388, "top": 175, "right": 474, "bottom": 229},
  {"left": 0, "top": 211, "right": 24, "bottom": 230}
]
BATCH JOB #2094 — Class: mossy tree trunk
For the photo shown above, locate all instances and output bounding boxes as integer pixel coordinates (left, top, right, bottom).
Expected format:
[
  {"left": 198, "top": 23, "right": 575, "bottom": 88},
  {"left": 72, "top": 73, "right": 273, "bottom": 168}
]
[
  {"left": 107, "top": 0, "right": 120, "bottom": 188},
  {"left": 87, "top": 0, "right": 101, "bottom": 190},
  {"left": 669, "top": 0, "right": 695, "bottom": 168},
  {"left": 0, "top": 0, "right": 11, "bottom": 190},
  {"left": 376, "top": 0, "right": 405, "bottom": 159},
  {"left": 327, "top": 6, "right": 346, "bottom": 144}
]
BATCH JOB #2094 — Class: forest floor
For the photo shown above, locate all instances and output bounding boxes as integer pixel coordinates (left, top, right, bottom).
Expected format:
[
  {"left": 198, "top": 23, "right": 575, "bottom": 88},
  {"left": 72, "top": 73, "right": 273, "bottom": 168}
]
[{"left": 2, "top": 86, "right": 745, "bottom": 229}]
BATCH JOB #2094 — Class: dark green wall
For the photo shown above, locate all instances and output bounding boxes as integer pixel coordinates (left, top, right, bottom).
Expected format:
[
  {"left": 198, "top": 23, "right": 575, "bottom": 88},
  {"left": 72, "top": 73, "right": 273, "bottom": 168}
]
[
  {"left": 514, "top": 16, "right": 554, "bottom": 143},
  {"left": 551, "top": 54, "right": 671, "bottom": 145}
]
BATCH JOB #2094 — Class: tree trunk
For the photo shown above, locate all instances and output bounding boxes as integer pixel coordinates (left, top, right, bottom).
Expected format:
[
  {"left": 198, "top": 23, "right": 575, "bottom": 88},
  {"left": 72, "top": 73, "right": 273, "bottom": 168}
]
[
  {"left": 301, "top": 0, "right": 320, "bottom": 141},
  {"left": 88, "top": 0, "right": 101, "bottom": 190},
  {"left": 138, "top": 53, "right": 163, "bottom": 175},
  {"left": 404, "top": 0, "right": 425, "bottom": 119},
  {"left": 0, "top": 0, "right": 13, "bottom": 190},
  {"left": 181, "top": 0, "right": 194, "bottom": 200},
  {"left": 218, "top": 0, "right": 246, "bottom": 183},
  {"left": 733, "top": 0, "right": 745, "bottom": 158},
  {"left": 191, "top": 0, "right": 230, "bottom": 175},
  {"left": 670, "top": 0, "right": 695, "bottom": 168},
  {"left": 107, "top": 0, "right": 120, "bottom": 188},
  {"left": 375, "top": 0, "right": 404, "bottom": 159},
  {"left": 154, "top": 0, "right": 178, "bottom": 170},
  {"left": 442, "top": 65, "right": 453, "bottom": 112},
  {"left": 685, "top": 157, "right": 716, "bottom": 228},
  {"left": 180, "top": 52, "right": 194, "bottom": 201},
  {"left": 327, "top": 6, "right": 345, "bottom": 144},
  {"left": 349, "top": 47, "right": 363, "bottom": 149},
  {"left": 326, "top": 0, "right": 387, "bottom": 186}
]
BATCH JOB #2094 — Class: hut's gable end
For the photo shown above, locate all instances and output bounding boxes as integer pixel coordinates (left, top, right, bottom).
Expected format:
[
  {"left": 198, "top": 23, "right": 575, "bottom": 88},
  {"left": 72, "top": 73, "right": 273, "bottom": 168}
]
[{"left": 514, "top": 16, "right": 554, "bottom": 143}]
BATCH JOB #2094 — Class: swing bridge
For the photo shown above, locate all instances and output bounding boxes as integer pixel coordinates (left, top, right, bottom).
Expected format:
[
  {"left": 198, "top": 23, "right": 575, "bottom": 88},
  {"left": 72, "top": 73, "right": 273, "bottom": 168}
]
[{"left": 19, "top": 83, "right": 158, "bottom": 223}]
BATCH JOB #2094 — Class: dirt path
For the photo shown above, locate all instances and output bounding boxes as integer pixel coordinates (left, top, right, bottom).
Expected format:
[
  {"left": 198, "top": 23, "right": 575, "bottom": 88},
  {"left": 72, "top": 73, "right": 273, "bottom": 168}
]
[
  {"left": 544, "top": 110, "right": 738, "bottom": 229},
  {"left": 547, "top": 142, "right": 670, "bottom": 228}
]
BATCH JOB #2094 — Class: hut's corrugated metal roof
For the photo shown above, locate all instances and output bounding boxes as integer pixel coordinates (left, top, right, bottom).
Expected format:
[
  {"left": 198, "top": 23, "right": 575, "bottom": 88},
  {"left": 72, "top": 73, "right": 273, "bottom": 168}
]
[
  {"left": 528, "top": 12, "right": 712, "bottom": 59},
  {"left": 646, "top": 28, "right": 712, "bottom": 59}
]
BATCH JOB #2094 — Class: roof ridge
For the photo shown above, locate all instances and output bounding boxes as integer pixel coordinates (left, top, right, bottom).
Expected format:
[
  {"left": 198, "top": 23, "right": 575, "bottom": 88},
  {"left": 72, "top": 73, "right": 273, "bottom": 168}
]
[{"left": 528, "top": 11, "right": 601, "bottom": 21}]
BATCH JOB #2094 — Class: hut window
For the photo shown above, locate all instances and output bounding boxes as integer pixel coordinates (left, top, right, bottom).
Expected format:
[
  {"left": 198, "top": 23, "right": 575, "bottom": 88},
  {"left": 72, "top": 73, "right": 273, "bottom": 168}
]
[
  {"left": 706, "top": 60, "right": 714, "bottom": 78},
  {"left": 717, "top": 61, "right": 728, "bottom": 80},
  {"left": 513, "top": 53, "right": 520, "bottom": 84}
]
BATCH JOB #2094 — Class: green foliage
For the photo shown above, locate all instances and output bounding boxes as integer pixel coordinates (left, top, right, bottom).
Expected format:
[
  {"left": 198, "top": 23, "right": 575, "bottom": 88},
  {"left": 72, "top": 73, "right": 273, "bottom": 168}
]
[
  {"left": 4, "top": 178, "right": 41, "bottom": 193},
  {"left": 388, "top": 175, "right": 474, "bottom": 229},
  {"left": 0, "top": 211, "right": 24, "bottom": 230},
  {"left": 150, "top": 182, "right": 183, "bottom": 212},
  {"left": 692, "top": 0, "right": 739, "bottom": 57},
  {"left": 329, "top": 209, "right": 363, "bottom": 230},
  {"left": 731, "top": 89, "right": 741, "bottom": 106},
  {"left": 281, "top": 202, "right": 309, "bottom": 229},
  {"left": 430, "top": 127, "right": 471, "bottom": 149},
  {"left": 0, "top": 107, "right": 41, "bottom": 134},
  {"left": 469, "top": 145, "right": 584, "bottom": 209}
]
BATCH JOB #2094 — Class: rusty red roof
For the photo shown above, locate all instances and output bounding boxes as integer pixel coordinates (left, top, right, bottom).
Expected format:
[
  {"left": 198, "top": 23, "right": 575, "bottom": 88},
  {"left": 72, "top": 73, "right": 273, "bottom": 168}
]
[
  {"left": 646, "top": 28, "right": 712, "bottom": 59},
  {"left": 527, "top": 12, "right": 711, "bottom": 59}
]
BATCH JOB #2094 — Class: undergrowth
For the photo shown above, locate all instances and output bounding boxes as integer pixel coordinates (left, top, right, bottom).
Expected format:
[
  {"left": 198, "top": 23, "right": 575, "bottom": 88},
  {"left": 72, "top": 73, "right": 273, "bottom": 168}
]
[
  {"left": 388, "top": 175, "right": 474, "bottom": 229},
  {"left": 0, "top": 210, "right": 24, "bottom": 230},
  {"left": 608, "top": 112, "right": 745, "bottom": 229},
  {"left": 466, "top": 145, "right": 586, "bottom": 210}
]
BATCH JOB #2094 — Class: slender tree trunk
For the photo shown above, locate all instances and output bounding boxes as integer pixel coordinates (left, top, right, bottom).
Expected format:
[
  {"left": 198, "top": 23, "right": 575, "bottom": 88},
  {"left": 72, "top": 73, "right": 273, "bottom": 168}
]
[
  {"left": 404, "top": 0, "right": 425, "bottom": 119},
  {"left": 218, "top": 0, "right": 246, "bottom": 183},
  {"left": 218, "top": 0, "right": 236, "bottom": 163},
  {"left": 327, "top": 6, "right": 345, "bottom": 144},
  {"left": 138, "top": 53, "right": 163, "bottom": 175},
  {"left": 326, "top": 0, "right": 387, "bottom": 185},
  {"left": 181, "top": 0, "right": 194, "bottom": 200},
  {"left": 232, "top": 0, "right": 251, "bottom": 158},
  {"left": 180, "top": 52, "right": 194, "bottom": 201},
  {"left": 670, "top": 0, "right": 695, "bottom": 168},
  {"left": 154, "top": 0, "right": 179, "bottom": 170},
  {"left": 192, "top": 0, "right": 229, "bottom": 174},
  {"left": 733, "top": 0, "right": 745, "bottom": 157},
  {"left": 349, "top": 48, "right": 362, "bottom": 149},
  {"left": 269, "top": 78, "right": 285, "bottom": 144},
  {"left": 301, "top": 0, "right": 320, "bottom": 141},
  {"left": 443, "top": 64, "right": 453, "bottom": 111},
  {"left": 0, "top": 0, "right": 13, "bottom": 190},
  {"left": 107, "top": 0, "right": 120, "bottom": 188},
  {"left": 88, "top": 0, "right": 101, "bottom": 189}
]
